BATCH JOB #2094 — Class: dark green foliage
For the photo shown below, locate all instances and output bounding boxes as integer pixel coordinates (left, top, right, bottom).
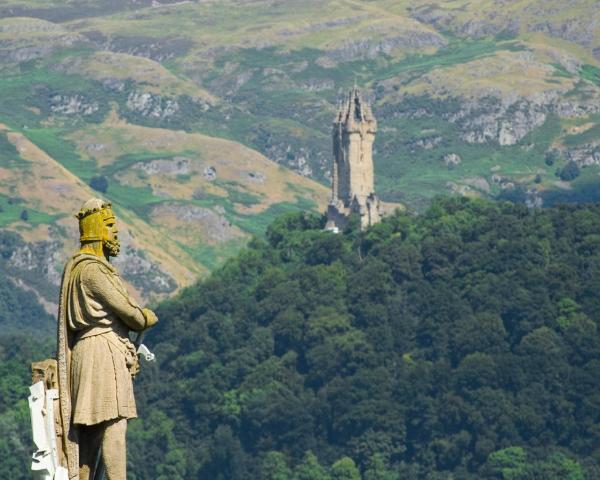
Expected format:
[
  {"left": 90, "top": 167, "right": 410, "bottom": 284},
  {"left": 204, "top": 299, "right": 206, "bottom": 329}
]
[
  {"left": 121, "top": 198, "right": 600, "bottom": 478},
  {"left": 89, "top": 175, "right": 109, "bottom": 194},
  {"left": 0, "top": 263, "right": 54, "bottom": 336},
  {"left": 558, "top": 161, "right": 581, "bottom": 181},
  {"left": 545, "top": 150, "right": 559, "bottom": 166},
  {"left": 0, "top": 334, "right": 54, "bottom": 480},
  {"left": 0, "top": 229, "right": 58, "bottom": 328}
]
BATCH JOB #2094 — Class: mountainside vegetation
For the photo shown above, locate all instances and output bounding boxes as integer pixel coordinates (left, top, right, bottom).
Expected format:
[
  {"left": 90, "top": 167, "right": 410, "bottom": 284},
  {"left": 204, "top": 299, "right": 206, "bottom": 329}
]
[
  {"left": 1, "top": 1, "right": 600, "bottom": 477},
  {"left": 1, "top": 0, "right": 600, "bottom": 323},
  {"left": 129, "top": 197, "right": 599, "bottom": 479},
  {"left": 4, "top": 197, "right": 600, "bottom": 478}
]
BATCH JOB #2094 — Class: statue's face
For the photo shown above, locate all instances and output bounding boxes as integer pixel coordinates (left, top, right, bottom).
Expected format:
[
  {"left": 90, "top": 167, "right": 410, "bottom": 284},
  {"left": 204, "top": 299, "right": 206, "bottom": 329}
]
[{"left": 103, "top": 216, "right": 120, "bottom": 257}]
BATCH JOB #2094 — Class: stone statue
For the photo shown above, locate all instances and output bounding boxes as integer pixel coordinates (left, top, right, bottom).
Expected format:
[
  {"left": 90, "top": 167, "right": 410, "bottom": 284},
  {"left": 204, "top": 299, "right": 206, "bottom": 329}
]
[{"left": 55, "top": 198, "right": 158, "bottom": 480}]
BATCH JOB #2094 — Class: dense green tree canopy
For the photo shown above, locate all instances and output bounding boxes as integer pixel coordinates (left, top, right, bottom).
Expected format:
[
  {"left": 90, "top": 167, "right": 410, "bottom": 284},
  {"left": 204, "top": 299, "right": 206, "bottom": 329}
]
[
  {"left": 4, "top": 197, "right": 600, "bottom": 479},
  {"left": 132, "top": 198, "right": 600, "bottom": 478}
]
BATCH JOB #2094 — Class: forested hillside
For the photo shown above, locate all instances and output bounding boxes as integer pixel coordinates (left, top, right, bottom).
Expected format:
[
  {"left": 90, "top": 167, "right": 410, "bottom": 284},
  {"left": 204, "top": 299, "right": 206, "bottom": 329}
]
[
  {"left": 5, "top": 198, "right": 600, "bottom": 478},
  {"left": 129, "top": 198, "right": 598, "bottom": 479}
]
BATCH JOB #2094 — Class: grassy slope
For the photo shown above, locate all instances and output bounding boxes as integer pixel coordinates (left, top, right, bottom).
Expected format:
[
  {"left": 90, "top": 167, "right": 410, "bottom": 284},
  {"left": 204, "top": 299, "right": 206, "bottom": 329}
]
[
  {"left": 0, "top": 0, "right": 599, "bottom": 302},
  {"left": 0, "top": 44, "right": 328, "bottom": 300}
]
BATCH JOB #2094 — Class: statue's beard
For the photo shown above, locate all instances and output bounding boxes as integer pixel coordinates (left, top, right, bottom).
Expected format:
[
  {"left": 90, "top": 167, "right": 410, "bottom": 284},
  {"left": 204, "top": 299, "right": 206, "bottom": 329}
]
[{"left": 104, "top": 238, "right": 120, "bottom": 257}]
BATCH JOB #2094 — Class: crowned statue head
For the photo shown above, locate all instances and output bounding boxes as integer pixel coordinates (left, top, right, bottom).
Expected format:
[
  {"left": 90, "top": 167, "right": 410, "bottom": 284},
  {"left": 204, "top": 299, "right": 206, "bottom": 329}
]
[{"left": 77, "top": 198, "right": 120, "bottom": 259}]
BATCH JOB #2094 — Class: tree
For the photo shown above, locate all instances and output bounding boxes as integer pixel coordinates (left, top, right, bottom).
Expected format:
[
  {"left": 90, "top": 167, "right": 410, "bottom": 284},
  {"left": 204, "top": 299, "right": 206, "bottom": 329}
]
[
  {"left": 545, "top": 150, "right": 559, "bottom": 166},
  {"left": 558, "top": 161, "right": 580, "bottom": 181},
  {"left": 9, "top": 197, "right": 600, "bottom": 479},
  {"left": 364, "top": 454, "right": 400, "bottom": 480},
  {"left": 260, "top": 451, "right": 293, "bottom": 480},
  {"left": 331, "top": 457, "right": 360, "bottom": 480},
  {"left": 294, "top": 452, "right": 331, "bottom": 480},
  {"left": 486, "top": 447, "right": 528, "bottom": 479}
]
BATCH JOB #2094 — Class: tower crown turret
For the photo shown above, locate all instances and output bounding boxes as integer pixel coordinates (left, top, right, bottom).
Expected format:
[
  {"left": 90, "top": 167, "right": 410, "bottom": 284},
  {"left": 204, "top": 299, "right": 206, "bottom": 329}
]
[{"left": 334, "top": 88, "right": 377, "bottom": 134}]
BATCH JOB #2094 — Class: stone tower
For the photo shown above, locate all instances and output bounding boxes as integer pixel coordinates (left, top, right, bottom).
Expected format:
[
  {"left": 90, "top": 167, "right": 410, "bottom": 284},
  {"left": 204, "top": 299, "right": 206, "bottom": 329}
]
[{"left": 326, "top": 87, "right": 381, "bottom": 231}]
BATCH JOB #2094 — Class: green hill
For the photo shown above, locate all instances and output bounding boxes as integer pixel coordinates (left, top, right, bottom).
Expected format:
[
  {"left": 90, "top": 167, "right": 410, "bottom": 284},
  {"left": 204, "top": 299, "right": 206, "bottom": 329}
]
[
  {"left": 134, "top": 198, "right": 599, "bottom": 478},
  {"left": 4, "top": 197, "right": 600, "bottom": 478},
  {"left": 1, "top": 1, "right": 600, "bottom": 323}
]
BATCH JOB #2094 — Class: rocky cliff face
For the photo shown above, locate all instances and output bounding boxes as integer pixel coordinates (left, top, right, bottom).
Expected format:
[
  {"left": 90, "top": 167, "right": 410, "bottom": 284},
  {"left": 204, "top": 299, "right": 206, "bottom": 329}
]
[{"left": 0, "top": 1, "right": 599, "bottom": 322}]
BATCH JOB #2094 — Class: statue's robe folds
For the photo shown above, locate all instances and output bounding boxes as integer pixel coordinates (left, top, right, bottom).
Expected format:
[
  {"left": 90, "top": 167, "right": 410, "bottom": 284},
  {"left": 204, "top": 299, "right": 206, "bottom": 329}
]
[{"left": 57, "top": 253, "right": 146, "bottom": 480}]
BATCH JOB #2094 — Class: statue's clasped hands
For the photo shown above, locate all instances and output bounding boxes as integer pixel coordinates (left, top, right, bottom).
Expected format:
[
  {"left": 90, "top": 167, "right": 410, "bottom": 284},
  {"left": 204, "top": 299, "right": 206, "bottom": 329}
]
[{"left": 142, "top": 308, "right": 159, "bottom": 329}]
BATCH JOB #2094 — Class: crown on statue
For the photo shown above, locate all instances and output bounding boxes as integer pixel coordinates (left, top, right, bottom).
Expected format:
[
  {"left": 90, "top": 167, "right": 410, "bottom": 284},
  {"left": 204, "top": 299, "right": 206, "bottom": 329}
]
[{"left": 76, "top": 198, "right": 116, "bottom": 243}]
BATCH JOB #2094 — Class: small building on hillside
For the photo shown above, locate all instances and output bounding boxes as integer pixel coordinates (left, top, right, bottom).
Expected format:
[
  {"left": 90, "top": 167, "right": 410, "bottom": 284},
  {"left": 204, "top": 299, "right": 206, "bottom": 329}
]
[{"left": 325, "top": 87, "right": 381, "bottom": 232}]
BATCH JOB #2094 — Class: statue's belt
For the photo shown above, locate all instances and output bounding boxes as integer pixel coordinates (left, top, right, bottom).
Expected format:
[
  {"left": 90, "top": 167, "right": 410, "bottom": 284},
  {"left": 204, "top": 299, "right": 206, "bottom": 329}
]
[{"left": 75, "top": 327, "right": 137, "bottom": 361}]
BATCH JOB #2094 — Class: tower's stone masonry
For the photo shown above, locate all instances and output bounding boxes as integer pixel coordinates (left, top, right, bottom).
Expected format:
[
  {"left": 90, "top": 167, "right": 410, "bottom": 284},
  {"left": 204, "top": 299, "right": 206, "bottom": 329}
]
[{"left": 326, "top": 88, "right": 381, "bottom": 231}]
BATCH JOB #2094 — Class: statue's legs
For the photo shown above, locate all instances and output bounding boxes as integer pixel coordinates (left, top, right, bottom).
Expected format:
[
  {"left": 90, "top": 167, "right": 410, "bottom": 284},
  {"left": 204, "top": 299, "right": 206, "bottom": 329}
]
[
  {"left": 79, "top": 423, "right": 103, "bottom": 480},
  {"left": 102, "top": 418, "right": 127, "bottom": 480},
  {"left": 78, "top": 418, "right": 127, "bottom": 480}
]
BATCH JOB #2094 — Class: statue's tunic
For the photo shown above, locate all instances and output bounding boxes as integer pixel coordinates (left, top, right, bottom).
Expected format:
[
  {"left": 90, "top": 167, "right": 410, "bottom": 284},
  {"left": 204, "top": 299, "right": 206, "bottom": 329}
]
[{"left": 62, "top": 253, "right": 145, "bottom": 426}]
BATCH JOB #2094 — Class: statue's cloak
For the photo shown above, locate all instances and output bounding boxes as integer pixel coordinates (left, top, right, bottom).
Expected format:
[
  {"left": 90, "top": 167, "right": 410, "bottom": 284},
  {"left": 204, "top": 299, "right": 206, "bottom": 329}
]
[{"left": 57, "top": 254, "right": 103, "bottom": 480}]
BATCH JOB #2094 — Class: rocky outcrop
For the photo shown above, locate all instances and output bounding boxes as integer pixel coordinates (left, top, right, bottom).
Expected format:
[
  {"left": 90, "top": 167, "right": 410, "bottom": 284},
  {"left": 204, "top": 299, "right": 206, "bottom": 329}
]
[
  {"left": 102, "top": 78, "right": 126, "bottom": 92},
  {"left": 564, "top": 143, "right": 600, "bottom": 167},
  {"left": 322, "top": 30, "right": 447, "bottom": 63},
  {"left": 413, "top": 136, "right": 442, "bottom": 150},
  {"left": 0, "top": 33, "right": 83, "bottom": 62},
  {"left": 0, "top": 19, "right": 85, "bottom": 62},
  {"left": 387, "top": 93, "right": 551, "bottom": 147},
  {"left": 301, "top": 78, "right": 335, "bottom": 92},
  {"left": 3, "top": 226, "right": 177, "bottom": 300},
  {"left": 277, "top": 16, "right": 368, "bottom": 37},
  {"left": 551, "top": 84, "right": 600, "bottom": 118},
  {"left": 459, "top": 18, "right": 521, "bottom": 38},
  {"left": 410, "top": 6, "right": 519, "bottom": 39},
  {"left": 152, "top": 203, "right": 242, "bottom": 244},
  {"left": 528, "top": 18, "right": 598, "bottom": 49},
  {"left": 452, "top": 98, "right": 549, "bottom": 146},
  {"left": 8, "top": 239, "right": 63, "bottom": 287},
  {"left": 126, "top": 91, "right": 180, "bottom": 119},
  {"left": 50, "top": 94, "right": 99, "bottom": 116},
  {"left": 265, "top": 144, "right": 316, "bottom": 177},
  {"left": 411, "top": 2, "right": 598, "bottom": 55},
  {"left": 203, "top": 166, "right": 217, "bottom": 181},
  {"left": 82, "top": 31, "right": 193, "bottom": 62},
  {"left": 250, "top": 125, "right": 326, "bottom": 178},
  {"left": 113, "top": 244, "right": 176, "bottom": 295},
  {"left": 443, "top": 153, "right": 461, "bottom": 168},
  {"left": 132, "top": 156, "right": 191, "bottom": 176}
]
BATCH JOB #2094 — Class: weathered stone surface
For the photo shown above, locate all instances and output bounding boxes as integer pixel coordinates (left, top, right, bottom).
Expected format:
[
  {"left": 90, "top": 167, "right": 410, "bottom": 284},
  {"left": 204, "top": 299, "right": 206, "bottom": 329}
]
[
  {"left": 82, "top": 31, "right": 193, "bottom": 62},
  {"left": 152, "top": 203, "right": 242, "bottom": 243},
  {"left": 327, "top": 88, "right": 381, "bottom": 231},
  {"left": 112, "top": 227, "right": 176, "bottom": 294},
  {"left": 203, "top": 165, "right": 217, "bottom": 180},
  {"left": 132, "top": 156, "right": 191, "bottom": 176},
  {"left": 322, "top": 30, "right": 447, "bottom": 63},
  {"left": 50, "top": 94, "right": 99, "bottom": 116},
  {"left": 126, "top": 91, "right": 180, "bottom": 119},
  {"left": 454, "top": 98, "right": 548, "bottom": 146},
  {"left": 54, "top": 198, "right": 159, "bottom": 479},
  {"left": 564, "top": 143, "right": 600, "bottom": 166},
  {"left": 443, "top": 153, "right": 461, "bottom": 168}
]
